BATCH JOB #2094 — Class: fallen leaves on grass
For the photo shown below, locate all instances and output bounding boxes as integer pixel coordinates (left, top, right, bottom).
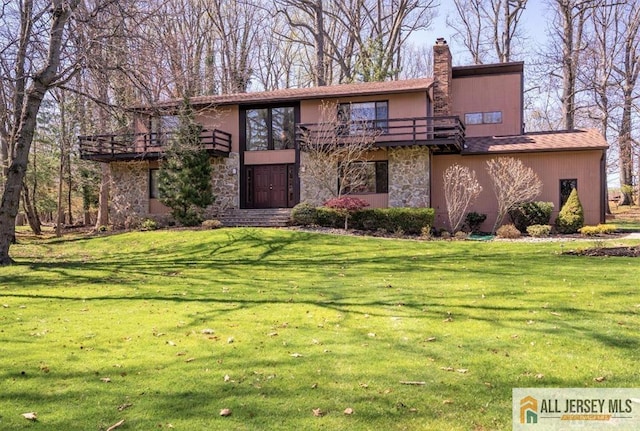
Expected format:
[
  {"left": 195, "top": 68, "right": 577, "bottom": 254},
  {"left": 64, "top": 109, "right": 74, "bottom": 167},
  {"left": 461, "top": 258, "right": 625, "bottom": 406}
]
[
  {"left": 219, "top": 408, "right": 232, "bottom": 417},
  {"left": 201, "top": 328, "right": 215, "bottom": 334},
  {"left": 100, "top": 377, "right": 111, "bottom": 383},
  {"left": 400, "top": 381, "right": 426, "bottom": 385},
  {"left": 21, "top": 412, "right": 37, "bottom": 421},
  {"left": 290, "top": 353, "right": 303, "bottom": 358},
  {"left": 344, "top": 407, "right": 354, "bottom": 415},
  {"left": 594, "top": 376, "right": 606, "bottom": 382},
  {"left": 117, "top": 403, "right": 133, "bottom": 412},
  {"left": 312, "top": 408, "right": 325, "bottom": 417},
  {"left": 443, "top": 400, "right": 454, "bottom": 405},
  {"left": 425, "top": 337, "right": 436, "bottom": 342}
]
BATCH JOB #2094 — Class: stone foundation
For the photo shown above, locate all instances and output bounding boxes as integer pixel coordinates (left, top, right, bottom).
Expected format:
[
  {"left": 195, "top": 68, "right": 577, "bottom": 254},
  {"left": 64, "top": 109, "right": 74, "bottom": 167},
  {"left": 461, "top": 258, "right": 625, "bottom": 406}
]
[
  {"left": 388, "top": 146, "right": 430, "bottom": 207},
  {"left": 207, "top": 152, "right": 240, "bottom": 216},
  {"left": 109, "top": 161, "right": 149, "bottom": 228},
  {"left": 299, "top": 151, "right": 335, "bottom": 205}
]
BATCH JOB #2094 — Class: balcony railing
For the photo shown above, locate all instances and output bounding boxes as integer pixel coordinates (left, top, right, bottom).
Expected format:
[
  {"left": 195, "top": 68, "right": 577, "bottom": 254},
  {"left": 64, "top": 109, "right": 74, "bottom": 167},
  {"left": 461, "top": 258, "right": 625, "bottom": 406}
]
[
  {"left": 297, "top": 116, "right": 465, "bottom": 154},
  {"left": 78, "top": 129, "right": 232, "bottom": 161}
]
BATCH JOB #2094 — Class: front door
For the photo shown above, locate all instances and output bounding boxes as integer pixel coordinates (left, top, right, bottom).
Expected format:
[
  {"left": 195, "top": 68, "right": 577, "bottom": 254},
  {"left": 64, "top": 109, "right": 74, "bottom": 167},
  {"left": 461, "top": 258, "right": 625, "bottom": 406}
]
[{"left": 251, "top": 164, "right": 289, "bottom": 208}]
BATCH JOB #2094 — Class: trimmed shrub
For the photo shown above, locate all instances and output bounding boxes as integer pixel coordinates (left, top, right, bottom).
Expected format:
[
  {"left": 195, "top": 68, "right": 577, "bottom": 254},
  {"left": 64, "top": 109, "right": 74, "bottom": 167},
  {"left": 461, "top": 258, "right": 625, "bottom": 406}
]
[
  {"left": 315, "top": 207, "right": 343, "bottom": 228},
  {"left": 464, "top": 211, "right": 487, "bottom": 233},
  {"left": 385, "top": 208, "right": 435, "bottom": 235},
  {"left": 509, "top": 201, "right": 554, "bottom": 232},
  {"left": 579, "top": 224, "right": 617, "bottom": 236},
  {"left": 555, "top": 188, "right": 584, "bottom": 234},
  {"left": 526, "top": 224, "right": 552, "bottom": 238},
  {"left": 291, "top": 202, "right": 318, "bottom": 226},
  {"left": 350, "top": 208, "right": 387, "bottom": 231},
  {"left": 496, "top": 224, "right": 521, "bottom": 239},
  {"left": 202, "top": 219, "right": 222, "bottom": 229}
]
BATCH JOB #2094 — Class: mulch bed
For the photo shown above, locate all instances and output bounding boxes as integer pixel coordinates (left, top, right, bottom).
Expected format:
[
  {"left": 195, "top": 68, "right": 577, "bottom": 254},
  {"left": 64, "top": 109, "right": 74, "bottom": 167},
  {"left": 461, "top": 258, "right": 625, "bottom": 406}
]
[{"left": 563, "top": 245, "right": 640, "bottom": 257}]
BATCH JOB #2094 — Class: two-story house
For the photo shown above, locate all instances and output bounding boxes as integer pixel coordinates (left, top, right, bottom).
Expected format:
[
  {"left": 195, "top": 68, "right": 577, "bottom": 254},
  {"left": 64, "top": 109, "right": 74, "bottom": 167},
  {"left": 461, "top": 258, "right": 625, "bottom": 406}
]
[{"left": 79, "top": 38, "right": 608, "bottom": 231}]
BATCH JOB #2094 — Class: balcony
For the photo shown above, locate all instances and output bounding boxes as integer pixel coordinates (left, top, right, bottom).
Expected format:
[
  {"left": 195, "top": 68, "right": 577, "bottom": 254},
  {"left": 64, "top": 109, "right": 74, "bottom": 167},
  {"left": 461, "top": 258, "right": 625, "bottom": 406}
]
[
  {"left": 297, "top": 116, "right": 465, "bottom": 154},
  {"left": 78, "top": 129, "right": 232, "bottom": 161}
]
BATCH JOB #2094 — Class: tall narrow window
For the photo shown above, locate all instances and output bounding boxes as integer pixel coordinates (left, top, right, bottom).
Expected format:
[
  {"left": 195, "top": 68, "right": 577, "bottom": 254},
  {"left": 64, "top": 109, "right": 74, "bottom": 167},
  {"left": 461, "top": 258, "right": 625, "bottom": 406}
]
[
  {"left": 560, "top": 179, "right": 577, "bottom": 207},
  {"left": 149, "top": 169, "right": 160, "bottom": 199},
  {"left": 245, "top": 106, "right": 295, "bottom": 151}
]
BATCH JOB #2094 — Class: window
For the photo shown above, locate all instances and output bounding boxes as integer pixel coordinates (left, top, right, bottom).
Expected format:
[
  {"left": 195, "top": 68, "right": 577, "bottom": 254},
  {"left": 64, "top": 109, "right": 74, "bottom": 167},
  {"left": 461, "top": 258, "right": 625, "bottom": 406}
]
[
  {"left": 151, "top": 115, "right": 179, "bottom": 135},
  {"left": 464, "top": 111, "right": 502, "bottom": 125},
  {"left": 245, "top": 106, "right": 295, "bottom": 151},
  {"left": 149, "top": 169, "right": 160, "bottom": 199},
  {"left": 339, "top": 161, "right": 388, "bottom": 194},
  {"left": 464, "top": 113, "right": 483, "bottom": 125},
  {"left": 560, "top": 179, "right": 577, "bottom": 208},
  {"left": 338, "top": 101, "right": 388, "bottom": 134}
]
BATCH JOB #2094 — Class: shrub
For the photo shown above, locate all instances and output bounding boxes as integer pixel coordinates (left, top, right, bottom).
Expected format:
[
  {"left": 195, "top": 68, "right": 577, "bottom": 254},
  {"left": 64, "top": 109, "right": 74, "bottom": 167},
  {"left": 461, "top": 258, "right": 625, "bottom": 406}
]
[
  {"left": 350, "top": 208, "right": 387, "bottom": 231},
  {"left": 454, "top": 231, "right": 468, "bottom": 240},
  {"left": 496, "top": 224, "right": 521, "bottom": 239},
  {"left": 526, "top": 224, "right": 552, "bottom": 238},
  {"left": 140, "top": 218, "right": 159, "bottom": 231},
  {"left": 291, "top": 202, "right": 318, "bottom": 226},
  {"left": 420, "top": 225, "right": 433, "bottom": 239},
  {"left": 579, "top": 224, "right": 616, "bottom": 236},
  {"left": 509, "top": 201, "right": 554, "bottom": 232},
  {"left": 315, "top": 207, "right": 344, "bottom": 228},
  {"left": 202, "top": 219, "right": 222, "bottom": 229},
  {"left": 464, "top": 212, "right": 487, "bottom": 233},
  {"left": 555, "top": 188, "right": 584, "bottom": 234},
  {"left": 384, "top": 208, "right": 434, "bottom": 235}
]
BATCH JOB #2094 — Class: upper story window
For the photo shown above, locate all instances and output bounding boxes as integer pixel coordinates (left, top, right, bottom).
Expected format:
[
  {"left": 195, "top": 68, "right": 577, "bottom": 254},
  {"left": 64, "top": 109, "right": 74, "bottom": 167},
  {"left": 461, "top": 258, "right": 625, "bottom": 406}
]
[
  {"left": 465, "top": 111, "right": 502, "bottom": 125},
  {"left": 245, "top": 106, "right": 295, "bottom": 151},
  {"left": 151, "top": 115, "right": 179, "bottom": 134},
  {"left": 338, "top": 101, "right": 388, "bottom": 134}
]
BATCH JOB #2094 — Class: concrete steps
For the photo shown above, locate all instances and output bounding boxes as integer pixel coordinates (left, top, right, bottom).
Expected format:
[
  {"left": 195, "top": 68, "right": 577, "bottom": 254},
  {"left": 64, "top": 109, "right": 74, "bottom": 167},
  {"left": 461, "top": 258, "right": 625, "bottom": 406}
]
[{"left": 219, "top": 208, "right": 292, "bottom": 227}]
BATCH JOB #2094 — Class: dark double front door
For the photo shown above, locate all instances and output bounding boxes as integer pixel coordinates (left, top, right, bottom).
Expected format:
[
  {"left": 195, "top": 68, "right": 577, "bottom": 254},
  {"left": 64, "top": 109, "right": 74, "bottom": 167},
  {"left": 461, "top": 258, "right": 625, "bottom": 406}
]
[{"left": 246, "top": 164, "right": 294, "bottom": 208}]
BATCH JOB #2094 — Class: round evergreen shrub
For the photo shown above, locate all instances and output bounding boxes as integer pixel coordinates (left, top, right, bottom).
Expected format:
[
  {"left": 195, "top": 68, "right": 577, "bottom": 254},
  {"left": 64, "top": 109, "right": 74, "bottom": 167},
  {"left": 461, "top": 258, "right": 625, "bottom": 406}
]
[
  {"left": 509, "top": 201, "right": 554, "bottom": 232},
  {"left": 555, "top": 189, "right": 584, "bottom": 234},
  {"left": 291, "top": 202, "right": 318, "bottom": 226},
  {"left": 526, "top": 224, "right": 551, "bottom": 238}
]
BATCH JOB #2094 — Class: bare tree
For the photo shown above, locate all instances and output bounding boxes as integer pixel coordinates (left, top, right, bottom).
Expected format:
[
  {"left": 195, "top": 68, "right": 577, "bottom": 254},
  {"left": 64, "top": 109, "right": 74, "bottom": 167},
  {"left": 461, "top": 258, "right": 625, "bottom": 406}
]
[
  {"left": 546, "top": 0, "right": 601, "bottom": 130},
  {"left": 613, "top": 2, "right": 640, "bottom": 205},
  {"left": 486, "top": 157, "right": 542, "bottom": 233},
  {"left": 448, "top": 0, "right": 527, "bottom": 64},
  {"left": 443, "top": 164, "right": 483, "bottom": 233},
  {"left": 299, "top": 102, "right": 380, "bottom": 204}
]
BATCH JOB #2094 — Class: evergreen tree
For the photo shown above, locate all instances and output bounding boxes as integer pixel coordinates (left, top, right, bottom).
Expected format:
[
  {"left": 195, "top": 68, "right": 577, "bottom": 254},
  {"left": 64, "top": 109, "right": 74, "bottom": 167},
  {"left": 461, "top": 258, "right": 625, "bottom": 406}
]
[
  {"left": 555, "top": 188, "right": 584, "bottom": 234},
  {"left": 158, "top": 97, "right": 214, "bottom": 226}
]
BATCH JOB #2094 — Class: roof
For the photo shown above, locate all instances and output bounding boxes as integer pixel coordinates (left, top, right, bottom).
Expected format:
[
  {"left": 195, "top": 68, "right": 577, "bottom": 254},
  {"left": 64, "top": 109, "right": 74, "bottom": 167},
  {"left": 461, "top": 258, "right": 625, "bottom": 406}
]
[
  {"left": 453, "top": 61, "right": 524, "bottom": 78},
  {"left": 141, "top": 78, "right": 434, "bottom": 110},
  {"left": 463, "top": 129, "right": 608, "bottom": 154}
]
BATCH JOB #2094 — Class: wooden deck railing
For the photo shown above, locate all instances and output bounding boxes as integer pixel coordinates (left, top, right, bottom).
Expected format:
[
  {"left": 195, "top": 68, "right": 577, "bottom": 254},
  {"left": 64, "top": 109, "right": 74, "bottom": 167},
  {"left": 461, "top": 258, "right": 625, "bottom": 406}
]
[
  {"left": 78, "top": 129, "right": 232, "bottom": 161},
  {"left": 297, "top": 116, "right": 465, "bottom": 153}
]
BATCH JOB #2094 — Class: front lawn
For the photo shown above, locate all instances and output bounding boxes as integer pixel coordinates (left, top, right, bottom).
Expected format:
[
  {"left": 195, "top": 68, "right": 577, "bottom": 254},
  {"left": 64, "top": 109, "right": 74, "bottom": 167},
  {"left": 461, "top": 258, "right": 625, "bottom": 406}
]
[{"left": 1, "top": 229, "right": 639, "bottom": 430}]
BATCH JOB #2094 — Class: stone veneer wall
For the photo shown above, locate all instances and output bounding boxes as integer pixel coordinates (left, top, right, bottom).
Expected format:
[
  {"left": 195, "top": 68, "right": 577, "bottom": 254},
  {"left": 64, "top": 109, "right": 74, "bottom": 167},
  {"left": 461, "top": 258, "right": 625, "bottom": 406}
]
[
  {"left": 299, "top": 151, "right": 335, "bottom": 205},
  {"left": 109, "top": 161, "right": 149, "bottom": 228},
  {"left": 207, "top": 152, "right": 239, "bottom": 216},
  {"left": 388, "top": 146, "right": 430, "bottom": 207}
]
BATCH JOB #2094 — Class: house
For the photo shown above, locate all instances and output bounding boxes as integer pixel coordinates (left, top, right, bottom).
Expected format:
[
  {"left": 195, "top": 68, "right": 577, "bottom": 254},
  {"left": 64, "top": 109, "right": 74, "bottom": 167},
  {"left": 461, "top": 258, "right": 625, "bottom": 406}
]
[{"left": 79, "top": 38, "right": 608, "bottom": 231}]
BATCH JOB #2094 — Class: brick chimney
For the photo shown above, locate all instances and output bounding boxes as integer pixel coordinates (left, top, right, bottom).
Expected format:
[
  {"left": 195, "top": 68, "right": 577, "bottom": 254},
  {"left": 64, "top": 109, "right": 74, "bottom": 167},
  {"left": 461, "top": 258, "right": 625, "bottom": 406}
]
[{"left": 433, "top": 38, "right": 452, "bottom": 116}]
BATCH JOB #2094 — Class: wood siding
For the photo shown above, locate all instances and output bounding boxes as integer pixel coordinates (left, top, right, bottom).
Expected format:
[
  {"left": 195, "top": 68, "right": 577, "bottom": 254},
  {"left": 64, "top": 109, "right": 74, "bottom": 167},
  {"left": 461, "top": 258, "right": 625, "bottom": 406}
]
[{"left": 432, "top": 150, "right": 605, "bottom": 231}]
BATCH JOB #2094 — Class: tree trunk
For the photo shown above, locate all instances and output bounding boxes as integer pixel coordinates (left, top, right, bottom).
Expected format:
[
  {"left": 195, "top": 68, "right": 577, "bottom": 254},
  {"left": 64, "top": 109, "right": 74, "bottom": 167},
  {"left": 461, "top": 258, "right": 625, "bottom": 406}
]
[
  {"left": 22, "top": 181, "right": 42, "bottom": 235},
  {"left": 0, "top": 0, "right": 78, "bottom": 265}
]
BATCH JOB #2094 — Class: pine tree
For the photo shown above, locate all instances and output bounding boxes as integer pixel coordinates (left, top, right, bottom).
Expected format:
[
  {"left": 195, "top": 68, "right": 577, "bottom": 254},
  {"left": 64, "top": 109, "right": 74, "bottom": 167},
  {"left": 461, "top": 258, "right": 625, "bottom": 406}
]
[{"left": 158, "top": 97, "right": 214, "bottom": 226}]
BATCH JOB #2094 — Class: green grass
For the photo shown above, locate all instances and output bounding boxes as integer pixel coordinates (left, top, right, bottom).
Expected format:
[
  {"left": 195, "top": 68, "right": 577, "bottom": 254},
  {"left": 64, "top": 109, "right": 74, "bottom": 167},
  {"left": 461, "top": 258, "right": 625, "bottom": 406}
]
[{"left": 1, "top": 228, "right": 639, "bottom": 430}]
